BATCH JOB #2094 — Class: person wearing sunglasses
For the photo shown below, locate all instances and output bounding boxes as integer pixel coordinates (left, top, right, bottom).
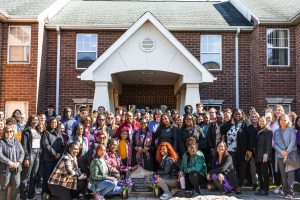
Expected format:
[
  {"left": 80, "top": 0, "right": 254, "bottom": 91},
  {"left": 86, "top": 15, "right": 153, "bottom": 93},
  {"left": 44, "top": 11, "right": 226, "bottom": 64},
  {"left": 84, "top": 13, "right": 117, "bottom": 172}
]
[
  {"left": 0, "top": 125, "right": 25, "bottom": 200},
  {"left": 106, "top": 112, "right": 119, "bottom": 138},
  {"left": 94, "top": 114, "right": 109, "bottom": 146}
]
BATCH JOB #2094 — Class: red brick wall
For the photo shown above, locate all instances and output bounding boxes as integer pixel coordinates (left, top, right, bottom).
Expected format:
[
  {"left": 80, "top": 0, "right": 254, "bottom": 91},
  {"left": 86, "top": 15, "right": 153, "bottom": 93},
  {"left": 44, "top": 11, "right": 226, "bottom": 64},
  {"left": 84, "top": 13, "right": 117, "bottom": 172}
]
[
  {"left": 37, "top": 29, "right": 48, "bottom": 114},
  {"left": 45, "top": 30, "right": 124, "bottom": 114},
  {"left": 250, "top": 25, "right": 297, "bottom": 113},
  {"left": 0, "top": 22, "right": 38, "bottom": 115},
  {"left": 173, "top": 31, "right": 252, "bottom": 110},
  {"left": 43, "top": 27, "right": 297, "bottom": 114}
]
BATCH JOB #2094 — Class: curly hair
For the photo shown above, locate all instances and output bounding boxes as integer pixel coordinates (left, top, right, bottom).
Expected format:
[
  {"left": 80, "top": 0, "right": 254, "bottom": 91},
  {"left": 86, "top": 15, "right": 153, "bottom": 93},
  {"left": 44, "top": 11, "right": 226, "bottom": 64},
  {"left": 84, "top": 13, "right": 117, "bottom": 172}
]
[
  {"left": 156, "top": 142, "right": 178, "bottom": 163},
  {"left": 186, "top": 136, "right": 197, "bottom": 147}
]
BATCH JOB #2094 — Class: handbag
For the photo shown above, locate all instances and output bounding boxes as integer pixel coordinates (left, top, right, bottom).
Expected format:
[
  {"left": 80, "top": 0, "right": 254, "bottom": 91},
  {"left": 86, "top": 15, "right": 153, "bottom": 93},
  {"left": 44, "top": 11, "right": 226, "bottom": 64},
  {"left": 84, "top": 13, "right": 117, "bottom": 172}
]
[{"left": 287, "top": 150, "right": 300, "bottom": 169}]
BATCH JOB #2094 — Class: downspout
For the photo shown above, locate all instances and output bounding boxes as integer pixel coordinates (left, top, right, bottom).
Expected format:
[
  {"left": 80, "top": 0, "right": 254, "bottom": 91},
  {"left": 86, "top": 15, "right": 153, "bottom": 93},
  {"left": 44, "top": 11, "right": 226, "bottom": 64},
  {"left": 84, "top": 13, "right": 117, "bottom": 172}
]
[
  {"left": 56, "top": 26, "right": 61, "bottom": 114},
  {"left": 235, "top": 28, "right": 240, "bottom": 108}
]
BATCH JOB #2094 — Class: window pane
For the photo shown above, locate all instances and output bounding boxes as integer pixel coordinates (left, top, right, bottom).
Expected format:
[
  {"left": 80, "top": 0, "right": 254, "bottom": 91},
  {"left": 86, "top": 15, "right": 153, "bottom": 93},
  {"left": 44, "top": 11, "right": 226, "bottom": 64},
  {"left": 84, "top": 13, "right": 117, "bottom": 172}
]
[
  {"left": 268, "top": 48, "right": 288, "bottom": 65},
  {"left": 8, "top": 26, "right": 31, "bottom": 63},
  {"left": 9, "top": 46, "right": 29, "bottom": 62},
  {"left": 267, "top": 30, "right": 288, "bottom": 48},
  {"left": 77, "top": 52, "right": 96, "bottom": 68},
  {"left": 201, "top": 36, "right": 207, "bottom": 52},
  {"left": 201, "top": 53, "right": 221, "bottom": 70}
]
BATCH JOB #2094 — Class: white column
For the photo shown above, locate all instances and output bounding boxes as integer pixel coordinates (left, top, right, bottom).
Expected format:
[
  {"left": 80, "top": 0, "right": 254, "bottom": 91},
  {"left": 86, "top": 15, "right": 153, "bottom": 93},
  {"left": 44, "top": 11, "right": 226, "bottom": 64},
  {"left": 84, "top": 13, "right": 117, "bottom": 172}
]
[
  {"left": 93, "top": 82, "right": 110, "bottom": 111},
  {"left": 184, "top": 83, "right": 200, "bottom": 111},
  {"left": 108, "top": 88, "right": 114, "bottom": 113},
  {"left": 180, "top": 87, "right": 186, "bottom": 115}
]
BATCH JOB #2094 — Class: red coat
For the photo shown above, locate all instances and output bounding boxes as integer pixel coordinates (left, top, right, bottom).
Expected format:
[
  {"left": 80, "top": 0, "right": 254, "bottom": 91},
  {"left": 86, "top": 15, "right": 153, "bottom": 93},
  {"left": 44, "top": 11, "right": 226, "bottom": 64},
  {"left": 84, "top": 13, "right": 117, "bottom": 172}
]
[{"left": 115, "top": 120, "right": 140, "bottom": 138}]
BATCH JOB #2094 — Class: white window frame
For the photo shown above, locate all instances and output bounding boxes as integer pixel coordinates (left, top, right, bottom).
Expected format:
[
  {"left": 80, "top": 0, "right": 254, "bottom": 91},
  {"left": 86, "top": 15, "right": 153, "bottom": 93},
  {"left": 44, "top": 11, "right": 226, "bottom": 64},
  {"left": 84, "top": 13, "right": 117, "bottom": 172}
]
[
  {"left": 266, "top": 97, "right": 293, "bottom": 113},
  {"left": 73, "top": 98, "right": 93, "bottom": 117},
  {"left": 7, "top": 26, "right": 31, "bottom": 64},
  {"left": 75, "top": 33, "right": 98, "bottom": 69},
  {"left": 201, "top": 99, "right": 224, "bottom": 112},
  {"left": 266, "top": 28, "right": 290, "bottom": 67},
  {"left": 203, "top": 104, "right": 222, "bottom": 112},
  {"left": 200, "top": 35, "right": 222, "bottom": 71},
  {"left": 267, "top": 104, "right": 291, "bottom": 113}
]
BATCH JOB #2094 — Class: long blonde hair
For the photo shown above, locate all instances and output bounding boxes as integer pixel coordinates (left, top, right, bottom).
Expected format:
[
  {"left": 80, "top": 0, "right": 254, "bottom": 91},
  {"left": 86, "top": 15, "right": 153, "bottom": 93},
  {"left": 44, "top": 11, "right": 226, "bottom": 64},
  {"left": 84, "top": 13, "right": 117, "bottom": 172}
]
[{"left": 271, "top": 105, "right": 284, "bottom": 125}]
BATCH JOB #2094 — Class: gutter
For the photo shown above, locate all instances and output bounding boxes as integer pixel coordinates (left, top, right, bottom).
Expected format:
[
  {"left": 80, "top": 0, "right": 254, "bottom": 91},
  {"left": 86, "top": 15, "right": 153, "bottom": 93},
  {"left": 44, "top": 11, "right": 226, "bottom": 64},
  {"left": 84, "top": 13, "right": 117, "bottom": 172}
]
[
  {"left": 44, "top": 24, "right": 253, "bottom": 31},
  {"left": 235, "top": 27, "right": 240, "bottom": 108},
  {"left": 56, "top": 26, "right": 61, "bottom": 114}
]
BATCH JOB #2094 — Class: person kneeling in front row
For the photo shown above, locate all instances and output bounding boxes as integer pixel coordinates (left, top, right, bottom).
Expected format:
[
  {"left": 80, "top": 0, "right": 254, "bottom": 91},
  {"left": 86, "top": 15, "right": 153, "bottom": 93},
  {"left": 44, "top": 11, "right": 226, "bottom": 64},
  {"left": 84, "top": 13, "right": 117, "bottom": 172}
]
[
  {"left": 180, "top": 137, "right": 207, "bottom": 197},
  {"left": 88, "top": 144, "right": 121, "bottom": 200},
  {"left": 155, "top": 142, "right": 179, "bottom": 200},
  {"left": 207, "top": 141, "right": 241, "bottom": 195}
]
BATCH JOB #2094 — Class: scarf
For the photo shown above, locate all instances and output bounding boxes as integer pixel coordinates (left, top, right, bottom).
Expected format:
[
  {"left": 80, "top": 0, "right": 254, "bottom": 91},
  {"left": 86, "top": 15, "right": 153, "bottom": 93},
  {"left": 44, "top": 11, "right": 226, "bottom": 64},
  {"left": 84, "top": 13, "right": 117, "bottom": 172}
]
[{"left": 5, "top": 137, "right": 18, "bottom": 172}]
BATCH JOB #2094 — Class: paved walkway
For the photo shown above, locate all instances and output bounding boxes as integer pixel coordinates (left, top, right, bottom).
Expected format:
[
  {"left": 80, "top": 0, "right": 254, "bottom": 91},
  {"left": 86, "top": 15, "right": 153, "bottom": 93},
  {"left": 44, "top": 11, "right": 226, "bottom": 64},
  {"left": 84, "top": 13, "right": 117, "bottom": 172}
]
[{"left": 27, "top": 188, "right": 300, "bottom": 200}]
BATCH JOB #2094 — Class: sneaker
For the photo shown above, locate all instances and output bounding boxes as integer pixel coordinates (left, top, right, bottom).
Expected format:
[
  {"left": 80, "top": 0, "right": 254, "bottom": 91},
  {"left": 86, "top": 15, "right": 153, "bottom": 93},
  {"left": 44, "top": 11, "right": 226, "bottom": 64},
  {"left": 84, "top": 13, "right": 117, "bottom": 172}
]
[
  {"left": 273, "top": 186, "right": 281, "bottom": 194},
  {"left": 284, "top": 194, "right": 293, "bottom": 199},
  {"left": 160, "top": 193, "right": 172, "bottom": 200}
]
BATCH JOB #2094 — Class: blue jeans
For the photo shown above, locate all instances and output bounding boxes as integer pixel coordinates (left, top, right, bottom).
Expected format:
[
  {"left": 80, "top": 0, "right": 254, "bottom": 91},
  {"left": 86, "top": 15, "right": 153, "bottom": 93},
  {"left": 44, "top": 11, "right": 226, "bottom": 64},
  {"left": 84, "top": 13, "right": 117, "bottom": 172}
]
[
  {"left": 20, "top": 149, "right": 40, "bottom": 199},
  {"left": 94, "top": 180, "right": 121, "bottom": 196}
]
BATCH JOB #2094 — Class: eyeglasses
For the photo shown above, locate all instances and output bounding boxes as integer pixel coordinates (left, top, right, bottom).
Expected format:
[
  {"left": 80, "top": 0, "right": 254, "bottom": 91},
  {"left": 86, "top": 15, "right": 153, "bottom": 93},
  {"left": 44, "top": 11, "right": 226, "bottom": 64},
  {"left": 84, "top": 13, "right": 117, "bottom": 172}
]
[{"left": 5, "top": 130, "right": 14, "bottom": 133}]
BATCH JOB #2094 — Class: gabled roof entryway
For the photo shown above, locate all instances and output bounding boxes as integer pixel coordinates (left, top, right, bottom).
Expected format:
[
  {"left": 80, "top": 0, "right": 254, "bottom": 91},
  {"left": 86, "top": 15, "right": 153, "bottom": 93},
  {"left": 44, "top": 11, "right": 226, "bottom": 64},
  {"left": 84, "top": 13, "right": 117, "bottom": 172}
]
[{"left": 81, "top": 12, "right": 215, "bottom": 112}]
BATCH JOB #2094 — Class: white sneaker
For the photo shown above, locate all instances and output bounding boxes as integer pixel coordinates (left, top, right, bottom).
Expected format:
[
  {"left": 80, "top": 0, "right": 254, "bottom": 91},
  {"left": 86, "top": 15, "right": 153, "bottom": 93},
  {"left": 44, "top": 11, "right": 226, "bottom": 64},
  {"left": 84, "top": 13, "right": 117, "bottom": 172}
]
[
  {"left": 273, "top": 187, "right": 281, "bottom": 194},
  {"left": 160, "top": 193, "right": 172, "bottom": 200}
]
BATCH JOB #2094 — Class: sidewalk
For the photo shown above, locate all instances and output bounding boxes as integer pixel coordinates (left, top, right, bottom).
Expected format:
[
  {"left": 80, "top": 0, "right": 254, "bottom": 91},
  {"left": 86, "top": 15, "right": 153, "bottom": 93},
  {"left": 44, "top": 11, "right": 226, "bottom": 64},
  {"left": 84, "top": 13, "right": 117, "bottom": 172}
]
[{"left": 28, "top": 187, "right": 300, "bottom": 200}]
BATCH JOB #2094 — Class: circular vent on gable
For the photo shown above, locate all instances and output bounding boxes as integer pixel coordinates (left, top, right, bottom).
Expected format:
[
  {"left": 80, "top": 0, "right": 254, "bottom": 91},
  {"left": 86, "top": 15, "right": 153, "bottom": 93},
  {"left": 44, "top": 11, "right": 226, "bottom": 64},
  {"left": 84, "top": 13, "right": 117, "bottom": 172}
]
[{"left": 140, "top": 37, "right": 155, "bottom": 52}]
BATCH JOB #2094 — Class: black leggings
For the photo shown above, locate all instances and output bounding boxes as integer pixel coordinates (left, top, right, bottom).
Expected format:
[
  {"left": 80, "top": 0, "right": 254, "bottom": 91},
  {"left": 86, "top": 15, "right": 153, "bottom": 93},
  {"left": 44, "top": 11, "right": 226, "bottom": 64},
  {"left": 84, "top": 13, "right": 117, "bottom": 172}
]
[
  {"left": 48, "top": 184, "right": 72, "bottom": 200},
  {"left": 185, "top": 172, "right": 206, "bottom": 194}
]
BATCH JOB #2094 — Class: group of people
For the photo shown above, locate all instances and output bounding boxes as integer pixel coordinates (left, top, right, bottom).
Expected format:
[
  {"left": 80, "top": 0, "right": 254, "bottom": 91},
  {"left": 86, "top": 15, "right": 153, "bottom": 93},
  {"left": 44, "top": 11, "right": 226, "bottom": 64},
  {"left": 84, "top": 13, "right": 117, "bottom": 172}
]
[{"left": 0, "top": 103, "right": 299, "bottom": 200}]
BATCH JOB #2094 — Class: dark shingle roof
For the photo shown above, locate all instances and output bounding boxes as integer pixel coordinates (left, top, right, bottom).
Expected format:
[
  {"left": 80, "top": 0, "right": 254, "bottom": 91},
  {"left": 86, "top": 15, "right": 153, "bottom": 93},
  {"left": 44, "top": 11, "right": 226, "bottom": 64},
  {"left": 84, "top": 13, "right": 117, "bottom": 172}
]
[
  {"left": 238, "top": 0, "right": 300, "bottom": 21},
  {"left": 0, "top": 0, "right": 58, "bottom": 16},
  {"left": 47, "top": 0, "right": 252, "bottom": 29}
]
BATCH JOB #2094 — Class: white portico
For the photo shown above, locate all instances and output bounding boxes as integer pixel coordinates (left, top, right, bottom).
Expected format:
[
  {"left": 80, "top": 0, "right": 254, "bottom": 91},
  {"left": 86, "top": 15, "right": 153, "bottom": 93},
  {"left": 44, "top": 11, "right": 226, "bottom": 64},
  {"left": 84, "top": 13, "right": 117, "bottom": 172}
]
[{"left": 81, "top": 12, "right": 215, "bottom": 113}]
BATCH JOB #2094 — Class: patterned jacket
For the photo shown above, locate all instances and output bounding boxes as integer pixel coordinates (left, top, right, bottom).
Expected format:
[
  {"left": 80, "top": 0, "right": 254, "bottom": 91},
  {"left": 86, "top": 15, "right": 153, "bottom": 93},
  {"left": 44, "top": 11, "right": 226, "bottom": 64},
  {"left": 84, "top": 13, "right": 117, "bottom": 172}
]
[{"left": 48, "top": 153, "right": 81, "bottom": 189}]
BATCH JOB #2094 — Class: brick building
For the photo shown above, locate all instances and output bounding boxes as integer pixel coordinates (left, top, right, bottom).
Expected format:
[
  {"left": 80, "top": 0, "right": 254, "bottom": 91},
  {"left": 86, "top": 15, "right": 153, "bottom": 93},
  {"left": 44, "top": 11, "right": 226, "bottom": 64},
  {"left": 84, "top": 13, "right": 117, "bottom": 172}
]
[{"left": 0, "top": 0, "right": 299, "bottom": 116}]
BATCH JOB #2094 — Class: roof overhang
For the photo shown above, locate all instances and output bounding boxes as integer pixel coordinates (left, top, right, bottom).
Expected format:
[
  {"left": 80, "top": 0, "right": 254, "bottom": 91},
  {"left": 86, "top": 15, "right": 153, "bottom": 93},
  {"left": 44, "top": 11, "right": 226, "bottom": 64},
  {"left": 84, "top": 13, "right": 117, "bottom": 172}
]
[
  {"left": 44, "top": 24, "right": 253, "bottom": 31},
  {"left": 0, "top": 0, "right": 70, "bottom": 23}
]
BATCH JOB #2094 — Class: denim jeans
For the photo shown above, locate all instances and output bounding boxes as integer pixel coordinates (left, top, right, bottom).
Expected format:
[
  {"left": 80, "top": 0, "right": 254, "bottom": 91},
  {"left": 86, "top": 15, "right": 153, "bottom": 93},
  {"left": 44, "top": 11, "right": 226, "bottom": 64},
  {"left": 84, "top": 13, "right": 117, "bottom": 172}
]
[
  {"left": 0, "top": 171, "right": 21, "bottom": 200},
  {"left": 20, "top": 149, "right": 40, "bottom": 199},
  {"left": 94, "top": 180, "right": 121, "bottom": 196}
]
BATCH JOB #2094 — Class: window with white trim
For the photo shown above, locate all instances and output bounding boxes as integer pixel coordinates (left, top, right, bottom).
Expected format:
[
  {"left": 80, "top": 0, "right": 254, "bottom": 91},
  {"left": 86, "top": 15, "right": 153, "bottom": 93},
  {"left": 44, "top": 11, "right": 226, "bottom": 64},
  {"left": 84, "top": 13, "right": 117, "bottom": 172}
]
[
  {"left": 74, "top": 104, "right": 93, "bottom": 117},
  {"left": 203, "top": 105, "right": 222, "bottom": 112},
  {"left": 200, "top": 35, "right": 222, "bottom": 70},
  {"left": 76, "top": 34, "right": 97, "bottom": 69},
  {"left": 8, "top": 26, "right": 31, "bottom": 63},
  {"left": 267, "top": 29, "right": 289, "bottom": 66},
  {"left": 267, "top": 104, "right": 291, "bottom": 114}
]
